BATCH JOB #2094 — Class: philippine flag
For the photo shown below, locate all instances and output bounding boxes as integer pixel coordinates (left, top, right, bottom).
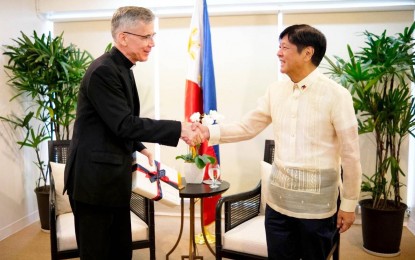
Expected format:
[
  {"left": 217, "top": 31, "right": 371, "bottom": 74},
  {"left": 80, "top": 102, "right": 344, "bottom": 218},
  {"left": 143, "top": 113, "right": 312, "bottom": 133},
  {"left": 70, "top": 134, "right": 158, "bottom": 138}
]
[{"left": 185, "top": 0, "right": 220, "bottom": 226}]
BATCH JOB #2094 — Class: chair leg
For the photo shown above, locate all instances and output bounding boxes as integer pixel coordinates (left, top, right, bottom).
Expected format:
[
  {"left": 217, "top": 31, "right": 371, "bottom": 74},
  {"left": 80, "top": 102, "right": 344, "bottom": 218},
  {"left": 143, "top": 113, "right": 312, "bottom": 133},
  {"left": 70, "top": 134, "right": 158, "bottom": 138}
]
[
  {"left": 215, "top": 251, "right": 221, "bottom": 260},
  {"left": 150, "top": 247, "right": 156, "bottom": 260}
]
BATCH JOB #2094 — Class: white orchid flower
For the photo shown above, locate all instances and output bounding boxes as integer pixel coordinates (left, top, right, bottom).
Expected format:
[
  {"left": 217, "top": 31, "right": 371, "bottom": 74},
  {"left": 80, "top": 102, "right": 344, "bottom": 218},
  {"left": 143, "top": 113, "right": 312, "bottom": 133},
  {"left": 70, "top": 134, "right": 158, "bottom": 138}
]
[
  {"left": 202, "top": 115, "right": 215, "bottom": 126},
  {"left": 189, "top": 110, "right": 224, "bottom": 125},
  {"left": 209, "top": 110, "right": 225, "bottom": 123},
  {"left": 190, "top": 112, "right": 201, "bottom": 123}
]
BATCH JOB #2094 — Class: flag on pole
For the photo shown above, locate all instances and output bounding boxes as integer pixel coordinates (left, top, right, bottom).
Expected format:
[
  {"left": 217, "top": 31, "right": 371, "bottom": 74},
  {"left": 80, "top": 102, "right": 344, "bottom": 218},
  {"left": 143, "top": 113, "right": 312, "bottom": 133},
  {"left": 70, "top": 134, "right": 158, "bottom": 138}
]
[{"left": 185, "top": 0, "right": 220, "bottom": 226}]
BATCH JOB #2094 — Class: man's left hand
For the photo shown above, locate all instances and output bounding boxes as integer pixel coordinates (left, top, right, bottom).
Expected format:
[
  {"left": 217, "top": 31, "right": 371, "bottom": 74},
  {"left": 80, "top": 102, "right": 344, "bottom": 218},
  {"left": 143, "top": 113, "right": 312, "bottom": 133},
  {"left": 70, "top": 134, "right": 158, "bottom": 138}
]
[{"left": 337, "top": 210, "right": 355, "bottom": 233}]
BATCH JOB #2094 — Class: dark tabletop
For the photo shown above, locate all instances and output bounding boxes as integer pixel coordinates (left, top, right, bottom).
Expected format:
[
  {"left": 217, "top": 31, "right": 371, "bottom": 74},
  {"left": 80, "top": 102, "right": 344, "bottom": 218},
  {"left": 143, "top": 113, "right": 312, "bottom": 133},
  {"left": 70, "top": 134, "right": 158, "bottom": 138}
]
[{"left": 179, "top": 180, "right": 230, "bottom": 198}]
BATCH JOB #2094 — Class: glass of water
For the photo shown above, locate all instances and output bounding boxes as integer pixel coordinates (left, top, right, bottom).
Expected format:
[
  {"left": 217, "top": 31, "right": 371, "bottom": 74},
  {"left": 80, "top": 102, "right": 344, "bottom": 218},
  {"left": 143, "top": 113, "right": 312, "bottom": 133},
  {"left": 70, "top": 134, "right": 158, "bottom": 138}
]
[{"left": 208, "top": 164, "right": 221, "bottom": 188}]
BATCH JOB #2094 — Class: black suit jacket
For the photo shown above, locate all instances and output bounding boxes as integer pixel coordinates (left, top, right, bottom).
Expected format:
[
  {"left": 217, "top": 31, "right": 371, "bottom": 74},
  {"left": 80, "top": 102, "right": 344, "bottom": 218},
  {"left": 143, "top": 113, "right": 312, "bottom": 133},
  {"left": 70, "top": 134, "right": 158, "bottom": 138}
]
[{"left": 64, "top": 47, "right": 181, "bottom": 207}]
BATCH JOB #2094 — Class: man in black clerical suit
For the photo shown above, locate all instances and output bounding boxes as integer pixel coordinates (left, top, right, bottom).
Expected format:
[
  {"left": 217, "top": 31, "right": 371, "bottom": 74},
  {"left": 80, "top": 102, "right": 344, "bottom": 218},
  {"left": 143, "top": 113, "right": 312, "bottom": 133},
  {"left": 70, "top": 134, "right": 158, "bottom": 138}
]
[{"left": 64, "top": 6, "right": 201, "bottom": 259}]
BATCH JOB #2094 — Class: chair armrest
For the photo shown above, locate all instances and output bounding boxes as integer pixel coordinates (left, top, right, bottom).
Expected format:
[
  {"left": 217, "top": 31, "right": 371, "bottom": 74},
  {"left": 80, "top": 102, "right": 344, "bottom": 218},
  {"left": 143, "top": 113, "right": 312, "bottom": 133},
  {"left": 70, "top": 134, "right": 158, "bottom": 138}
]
[
  {"left": 216, "top": 181, "right": 261, "bottom": 233},
  {"left": 130, "top": 192, "right": 155, "bottom": 252},
  {"left": 49, "top": 176, "right": 58, "bottom": 259},
  {"left": 215, "top": 182, "right": 261, "bottom": 255},
  {"left": 130, "top": 192, "right": 150, "bottom": 223},
  {"left": 49, "top": 175, "right": 57, "bottom": 226},
  {"left": 130, "top": 193, "right": 155, "bottom": 233}
]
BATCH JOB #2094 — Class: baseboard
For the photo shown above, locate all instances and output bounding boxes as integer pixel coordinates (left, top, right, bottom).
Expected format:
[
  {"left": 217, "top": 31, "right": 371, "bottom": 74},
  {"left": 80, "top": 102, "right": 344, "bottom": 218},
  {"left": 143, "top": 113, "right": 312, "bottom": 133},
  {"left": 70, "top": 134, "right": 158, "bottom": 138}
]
[
  {"left": 0, "top": 211, "right": 39, "bottom": 241},
  {"left": 407, "top": 211, "right": 415, "bottom": 235}
]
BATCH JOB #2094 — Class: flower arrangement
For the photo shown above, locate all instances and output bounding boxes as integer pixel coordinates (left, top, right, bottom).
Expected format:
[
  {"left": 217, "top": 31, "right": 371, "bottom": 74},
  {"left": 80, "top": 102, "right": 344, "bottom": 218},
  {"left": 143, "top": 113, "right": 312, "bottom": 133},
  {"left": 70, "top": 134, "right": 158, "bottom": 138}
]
[{"left": 175, "top": 110, "right": 224, "bottom": 169}]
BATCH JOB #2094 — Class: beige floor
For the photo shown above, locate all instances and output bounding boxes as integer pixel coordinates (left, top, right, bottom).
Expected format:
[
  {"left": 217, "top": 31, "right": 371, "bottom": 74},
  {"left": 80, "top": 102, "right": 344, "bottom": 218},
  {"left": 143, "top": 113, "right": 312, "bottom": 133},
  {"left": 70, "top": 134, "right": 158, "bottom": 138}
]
[{"left": 1, "top": 215, "right": 415, "bottom": 260}]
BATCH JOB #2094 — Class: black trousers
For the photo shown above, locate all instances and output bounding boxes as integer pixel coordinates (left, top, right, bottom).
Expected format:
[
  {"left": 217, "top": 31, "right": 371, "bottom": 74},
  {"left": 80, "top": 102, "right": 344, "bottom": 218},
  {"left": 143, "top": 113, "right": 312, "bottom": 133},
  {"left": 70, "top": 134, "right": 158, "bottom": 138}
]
[
  {"left": 264, "top": 205, "right": 337, "bottom": 260},
  {"left": 69, "top": 198, "right": 132, "bottom": 260}
]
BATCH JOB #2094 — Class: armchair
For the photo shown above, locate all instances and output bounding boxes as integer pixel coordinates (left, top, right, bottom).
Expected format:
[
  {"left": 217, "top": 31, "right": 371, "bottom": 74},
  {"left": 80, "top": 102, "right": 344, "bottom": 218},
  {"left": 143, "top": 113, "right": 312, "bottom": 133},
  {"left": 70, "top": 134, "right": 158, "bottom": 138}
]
[
  {"left": 48, "top": 140, "right": 156, "bottom": 260},
  {"left": 215, "top": 139, "right": 340, "bottom": 260}
]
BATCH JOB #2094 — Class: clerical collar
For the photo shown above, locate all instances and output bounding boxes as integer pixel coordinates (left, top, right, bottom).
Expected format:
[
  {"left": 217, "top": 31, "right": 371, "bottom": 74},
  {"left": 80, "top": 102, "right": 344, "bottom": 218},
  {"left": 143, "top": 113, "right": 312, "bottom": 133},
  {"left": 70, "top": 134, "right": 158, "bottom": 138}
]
[{"left": 110, "top": 47, "right": 135, "bottom": 70}]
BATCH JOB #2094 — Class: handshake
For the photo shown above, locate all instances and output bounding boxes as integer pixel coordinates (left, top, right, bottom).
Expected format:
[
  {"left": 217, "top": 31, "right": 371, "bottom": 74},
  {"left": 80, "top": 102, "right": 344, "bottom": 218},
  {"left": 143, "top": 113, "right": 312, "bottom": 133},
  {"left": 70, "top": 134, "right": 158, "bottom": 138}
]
[{"left": 180, "top": 122, "right": 210, "bottom": 146}]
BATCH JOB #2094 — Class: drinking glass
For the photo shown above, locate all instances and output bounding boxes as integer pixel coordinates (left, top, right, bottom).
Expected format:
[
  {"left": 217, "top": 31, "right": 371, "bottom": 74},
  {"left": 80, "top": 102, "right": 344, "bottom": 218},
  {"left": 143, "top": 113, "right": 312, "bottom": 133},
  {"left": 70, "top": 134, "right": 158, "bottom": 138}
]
[{"left": 208, "top": 164, "right": 221, "bottom": 188}]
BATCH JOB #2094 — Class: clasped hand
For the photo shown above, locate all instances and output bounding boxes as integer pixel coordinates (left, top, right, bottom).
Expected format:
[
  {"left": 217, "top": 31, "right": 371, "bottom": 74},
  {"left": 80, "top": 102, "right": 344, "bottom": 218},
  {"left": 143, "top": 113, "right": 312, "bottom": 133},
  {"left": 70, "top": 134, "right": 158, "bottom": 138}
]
[{"left": 180, "top": 122, "right": 210, "bottom": 146}]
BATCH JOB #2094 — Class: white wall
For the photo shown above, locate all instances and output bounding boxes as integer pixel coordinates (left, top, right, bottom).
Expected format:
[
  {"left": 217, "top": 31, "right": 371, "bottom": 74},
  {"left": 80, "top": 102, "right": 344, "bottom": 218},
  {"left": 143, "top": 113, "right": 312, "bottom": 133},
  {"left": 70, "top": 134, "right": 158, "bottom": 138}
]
[
  {"left": 0, "top": 0, "right": 51, "bottom": 240},
  {"left": 1, "top": 0, "right": 414, "bottom": 240},
  {"left": 54, "top": 9, "right": 414, "bottom": 194}
]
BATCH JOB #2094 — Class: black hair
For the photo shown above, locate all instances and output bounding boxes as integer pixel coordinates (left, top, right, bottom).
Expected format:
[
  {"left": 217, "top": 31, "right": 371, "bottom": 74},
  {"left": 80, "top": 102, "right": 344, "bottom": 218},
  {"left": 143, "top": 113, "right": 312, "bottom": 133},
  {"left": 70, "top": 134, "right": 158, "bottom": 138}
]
[{"left": 279, "top": 24, "right": 326, "bottom": 66}]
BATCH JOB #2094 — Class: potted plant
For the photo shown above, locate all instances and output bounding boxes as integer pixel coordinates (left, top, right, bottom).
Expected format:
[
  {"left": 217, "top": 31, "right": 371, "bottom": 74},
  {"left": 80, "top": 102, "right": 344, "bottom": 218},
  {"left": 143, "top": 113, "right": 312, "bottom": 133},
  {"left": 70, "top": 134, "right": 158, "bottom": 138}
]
[
  {"left": 325, "top": 22, "right": 415, "bottom": 256},
  {"left": 175, "top": 111, "right": 222, "bottom": 183},
  {"left": 1, "top": 31, "right": 92, "bottom": 230}
]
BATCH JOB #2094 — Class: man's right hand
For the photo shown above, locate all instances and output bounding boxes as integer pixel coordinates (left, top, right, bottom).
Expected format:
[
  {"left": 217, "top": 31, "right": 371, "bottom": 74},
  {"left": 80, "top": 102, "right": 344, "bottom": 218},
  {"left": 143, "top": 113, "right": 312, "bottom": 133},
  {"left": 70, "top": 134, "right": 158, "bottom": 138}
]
[
  {"left": 180, "top": 122, "right": 203, "bottom": 146},
  {"left": 192, "top": 123, "right": 210, "bottom": 141}
]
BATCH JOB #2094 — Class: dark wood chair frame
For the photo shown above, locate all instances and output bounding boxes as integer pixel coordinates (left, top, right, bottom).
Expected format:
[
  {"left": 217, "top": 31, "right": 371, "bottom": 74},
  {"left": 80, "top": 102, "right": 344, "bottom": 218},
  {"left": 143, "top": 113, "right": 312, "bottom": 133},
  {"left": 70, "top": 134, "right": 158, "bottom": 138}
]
[
  {"left": 215, "top": 139, "right": 340, "bottom": 260},
  {"left": 48, "top": 140, "right": 156, "bottom": 260}
]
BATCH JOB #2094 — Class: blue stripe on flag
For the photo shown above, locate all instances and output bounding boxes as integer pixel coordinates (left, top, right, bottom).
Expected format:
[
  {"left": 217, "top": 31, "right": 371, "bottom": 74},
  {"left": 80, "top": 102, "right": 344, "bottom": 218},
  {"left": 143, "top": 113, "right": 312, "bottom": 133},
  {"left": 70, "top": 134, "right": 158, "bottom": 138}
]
[{"left": 201, "top": 0, "right": 220, "bottom": 163}]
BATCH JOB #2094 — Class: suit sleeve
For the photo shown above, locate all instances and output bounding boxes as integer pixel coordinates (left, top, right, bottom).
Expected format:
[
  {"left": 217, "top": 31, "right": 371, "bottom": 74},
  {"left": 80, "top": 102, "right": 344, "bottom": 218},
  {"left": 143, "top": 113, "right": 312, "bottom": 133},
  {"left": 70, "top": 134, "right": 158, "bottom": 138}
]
[{"left": 87, "top": 64, "right": 181, "bottom": 147}]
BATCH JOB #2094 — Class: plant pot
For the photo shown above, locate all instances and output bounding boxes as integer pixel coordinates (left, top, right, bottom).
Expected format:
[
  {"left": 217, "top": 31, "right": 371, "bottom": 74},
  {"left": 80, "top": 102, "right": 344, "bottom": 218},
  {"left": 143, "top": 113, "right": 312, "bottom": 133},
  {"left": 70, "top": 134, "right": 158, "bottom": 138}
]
[
  {"left": 35, "top": 185, "right": 50, "bottom": 232},
  {"left": 183, "top": 163, "right": 205, "bottom": 184},
  {"left": 359, "top": 199, "right": 407, "bottom": 257}
]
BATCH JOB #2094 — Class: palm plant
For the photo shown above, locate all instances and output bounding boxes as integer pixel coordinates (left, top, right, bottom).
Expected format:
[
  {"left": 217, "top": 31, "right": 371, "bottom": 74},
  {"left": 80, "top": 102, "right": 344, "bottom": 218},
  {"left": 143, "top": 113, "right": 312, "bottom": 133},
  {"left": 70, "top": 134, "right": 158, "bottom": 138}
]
[
  {"left": 1, "top": 31, "right": 93, "bottom": 189},
  {"left": 325, "top": 22, "right": 415, "bottom": 209}
]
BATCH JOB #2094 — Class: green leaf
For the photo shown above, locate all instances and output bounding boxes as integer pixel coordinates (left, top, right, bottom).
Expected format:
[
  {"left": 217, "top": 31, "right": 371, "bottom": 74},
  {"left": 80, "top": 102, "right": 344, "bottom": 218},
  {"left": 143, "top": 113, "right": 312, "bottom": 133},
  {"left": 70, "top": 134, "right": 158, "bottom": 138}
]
[
  {"left": 1, "top": 30, "right": 93, "bottom": 188},
  {"left": 324, "top": 21, "right": 415, "bottom": 208}
]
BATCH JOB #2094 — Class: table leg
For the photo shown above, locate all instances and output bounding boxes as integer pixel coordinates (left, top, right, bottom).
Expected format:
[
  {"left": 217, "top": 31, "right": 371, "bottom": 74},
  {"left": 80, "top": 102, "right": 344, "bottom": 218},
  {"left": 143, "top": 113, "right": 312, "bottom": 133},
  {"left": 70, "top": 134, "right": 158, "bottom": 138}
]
[
  {"left": 200, "top": 199, "right": 216, "bottom": 256},
  {"left": 166, "top": 198, "right": 185, "bottom": 260},
  {"left": 182, "top": 198, "right": 203, "bottom": 260},
  {"left": 189, "top": 198, "right": 195, "bottom": 259}
]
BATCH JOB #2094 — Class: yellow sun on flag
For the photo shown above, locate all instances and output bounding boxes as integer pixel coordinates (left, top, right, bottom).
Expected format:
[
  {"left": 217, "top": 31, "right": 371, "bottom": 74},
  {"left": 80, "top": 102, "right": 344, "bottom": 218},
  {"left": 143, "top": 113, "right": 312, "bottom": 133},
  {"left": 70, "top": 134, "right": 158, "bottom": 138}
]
[{"left": 187, "top": 27, "right": 200, "bottom": 60}]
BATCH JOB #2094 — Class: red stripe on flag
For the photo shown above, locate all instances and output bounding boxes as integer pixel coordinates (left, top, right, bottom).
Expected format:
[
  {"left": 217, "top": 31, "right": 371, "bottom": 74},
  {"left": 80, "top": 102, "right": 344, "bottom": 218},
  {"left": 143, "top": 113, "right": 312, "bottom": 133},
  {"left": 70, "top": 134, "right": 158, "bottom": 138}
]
[
  {"left": 203, "top": 193, "right": 220, "bottom": 224},
  {"left": 184, "top": 80, "right": 203, "bottom": 121}
]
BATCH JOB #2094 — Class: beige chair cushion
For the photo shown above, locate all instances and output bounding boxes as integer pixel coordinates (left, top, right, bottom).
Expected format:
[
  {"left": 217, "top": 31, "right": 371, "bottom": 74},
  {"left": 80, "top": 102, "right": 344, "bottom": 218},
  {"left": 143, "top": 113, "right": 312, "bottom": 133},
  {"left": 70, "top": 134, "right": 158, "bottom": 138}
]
[
  {"left": 56, "top": 212, "right": 77, "bottom": 251},
  {"left": 222, "top": 215, "right": 267, "bottom": 257},
  {"left": 50, "top": 162, "right": 72, "bottom": 215},
  {"left": 56, "top": 211, "right": 148, "bottom": 251},
  {"left": 260, "top": 161, "right": 272, "bottom": 214},
  {"left": 131, "top": 211, "right": 150, "bottom": 242},
  {"left": 220, "top": 161, "right": 270, "bottom": 257}
]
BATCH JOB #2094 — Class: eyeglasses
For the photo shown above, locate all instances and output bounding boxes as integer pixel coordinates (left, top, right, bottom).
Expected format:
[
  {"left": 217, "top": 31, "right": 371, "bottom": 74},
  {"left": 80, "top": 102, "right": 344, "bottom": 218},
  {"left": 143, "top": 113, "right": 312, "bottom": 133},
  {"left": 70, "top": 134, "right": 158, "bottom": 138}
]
[{"left": 123, "top": 31, "right": 156, "bottom": 42}]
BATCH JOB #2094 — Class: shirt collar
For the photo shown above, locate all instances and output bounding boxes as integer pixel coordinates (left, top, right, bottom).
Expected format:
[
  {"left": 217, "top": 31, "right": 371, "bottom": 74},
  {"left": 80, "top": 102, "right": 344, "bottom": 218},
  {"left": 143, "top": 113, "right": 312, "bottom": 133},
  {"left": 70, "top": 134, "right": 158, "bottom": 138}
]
[{"left": 292, "top": 68, "right": 320, "bottom": 92}]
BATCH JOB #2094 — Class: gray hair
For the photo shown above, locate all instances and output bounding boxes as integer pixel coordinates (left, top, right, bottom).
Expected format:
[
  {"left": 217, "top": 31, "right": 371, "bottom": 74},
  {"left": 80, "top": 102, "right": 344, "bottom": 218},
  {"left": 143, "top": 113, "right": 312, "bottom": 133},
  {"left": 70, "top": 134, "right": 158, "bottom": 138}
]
[{"left": 111, "top": 6, "right": 155, "bottom": 40}]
